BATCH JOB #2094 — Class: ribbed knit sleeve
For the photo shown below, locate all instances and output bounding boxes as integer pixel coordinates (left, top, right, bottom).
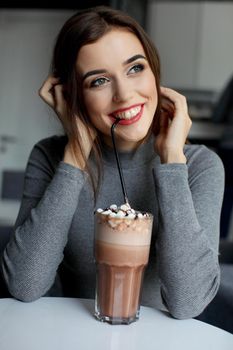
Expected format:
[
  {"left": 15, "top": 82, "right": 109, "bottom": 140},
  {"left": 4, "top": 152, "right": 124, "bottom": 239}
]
[
  {"left": 152, "top": 146, "right": 224, "bottom": 319},
  {"left": 1, "top": 139, "right": 86, "bottom": 302}
]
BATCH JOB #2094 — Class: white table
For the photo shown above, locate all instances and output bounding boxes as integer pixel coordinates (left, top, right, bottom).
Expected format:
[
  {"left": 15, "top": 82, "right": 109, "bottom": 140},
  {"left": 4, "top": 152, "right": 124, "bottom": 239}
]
[{"left": 0, "top": 298, "right": 232, "bottom": 350}]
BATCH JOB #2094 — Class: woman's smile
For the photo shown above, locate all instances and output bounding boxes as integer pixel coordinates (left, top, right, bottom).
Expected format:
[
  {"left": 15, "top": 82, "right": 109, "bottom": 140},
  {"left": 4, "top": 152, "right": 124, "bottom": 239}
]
[{"left": 109, "top": 103, "right": 144, "bottom": 125}]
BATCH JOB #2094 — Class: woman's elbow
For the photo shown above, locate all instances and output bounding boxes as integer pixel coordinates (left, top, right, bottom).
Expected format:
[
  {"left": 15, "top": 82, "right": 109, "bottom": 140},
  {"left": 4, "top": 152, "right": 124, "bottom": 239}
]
[
  {"left": 3, "top": 272, "right": 48, "bottom": 302},
  {"left": 162, "top": 276, "right": 220, "bottom": 320},
  {"left": 168, "top": 303, "right": 207, "bottom": 320},
  {"left": 6, "top": 284, "right": 42, "bottom": 302}
]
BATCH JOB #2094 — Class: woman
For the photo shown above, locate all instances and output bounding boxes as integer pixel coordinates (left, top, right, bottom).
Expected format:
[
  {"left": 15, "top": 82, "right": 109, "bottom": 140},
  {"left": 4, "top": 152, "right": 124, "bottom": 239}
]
[{"left": 1, "top": 6, "right": 224, "bottom": 319}]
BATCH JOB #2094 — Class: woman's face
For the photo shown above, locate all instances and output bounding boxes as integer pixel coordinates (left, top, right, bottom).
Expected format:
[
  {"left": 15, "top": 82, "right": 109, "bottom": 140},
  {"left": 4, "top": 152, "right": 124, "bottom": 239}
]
[{"left": 76, "top": 28, "right": 158, "bottom": 151}]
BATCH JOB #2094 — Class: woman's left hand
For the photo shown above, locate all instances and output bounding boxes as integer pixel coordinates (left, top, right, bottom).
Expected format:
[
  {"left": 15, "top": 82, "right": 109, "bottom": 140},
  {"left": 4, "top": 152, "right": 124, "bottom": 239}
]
[{"left": 155, "top": 87, "right": 192, "bottom": 164}]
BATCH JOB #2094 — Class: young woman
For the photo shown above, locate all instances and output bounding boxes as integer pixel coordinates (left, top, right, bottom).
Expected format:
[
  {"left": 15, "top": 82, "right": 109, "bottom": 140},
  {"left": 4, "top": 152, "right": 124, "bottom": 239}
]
[{"left": 1, "top": 6, "right": 224, "bottom": 319}]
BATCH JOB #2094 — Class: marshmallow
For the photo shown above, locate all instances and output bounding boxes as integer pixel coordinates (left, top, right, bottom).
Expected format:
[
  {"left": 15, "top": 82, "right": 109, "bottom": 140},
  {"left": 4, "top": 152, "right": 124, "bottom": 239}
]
[
  {"left": 96, "top": 203, "right": 149, "bottom": 220},
  {"left": 102, "top": 210, "right": 112, "bottom": 215},
  {"left": 120, "top": 204, "right": 131, "bottom": 212},
  {"left": 110, "top": 204, "right": 118, "bottom": 211},
  {"left": 127, "top": 213, "right": 136, "bottom": 219},
  {"left": 115, "top": 210, "right": 125, "bottom": 218}
]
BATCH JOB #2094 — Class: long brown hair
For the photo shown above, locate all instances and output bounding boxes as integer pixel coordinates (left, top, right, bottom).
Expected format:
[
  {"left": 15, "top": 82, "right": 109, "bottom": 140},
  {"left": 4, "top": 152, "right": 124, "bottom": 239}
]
[{"left": 51, "top": 6, "right": 161, "bottom": 198}]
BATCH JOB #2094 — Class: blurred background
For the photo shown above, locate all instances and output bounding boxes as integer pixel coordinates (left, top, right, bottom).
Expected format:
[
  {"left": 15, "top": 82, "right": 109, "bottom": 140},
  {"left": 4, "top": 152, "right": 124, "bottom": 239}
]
[{"left": 0, "top": 0, "right": 232, "bottom": 239}]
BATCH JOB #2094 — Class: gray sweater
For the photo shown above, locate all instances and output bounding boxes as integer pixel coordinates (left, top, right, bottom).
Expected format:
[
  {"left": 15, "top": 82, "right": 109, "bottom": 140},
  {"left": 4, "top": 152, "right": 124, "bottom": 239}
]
[{"left": 1, "top": 134, "right": 224, "bottom": 319}]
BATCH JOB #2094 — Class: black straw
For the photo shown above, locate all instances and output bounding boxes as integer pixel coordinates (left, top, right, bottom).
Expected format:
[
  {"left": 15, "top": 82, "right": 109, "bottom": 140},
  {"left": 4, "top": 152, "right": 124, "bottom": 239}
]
[{"left": 111, "top": 119, "right": 129, "bottom": 205}]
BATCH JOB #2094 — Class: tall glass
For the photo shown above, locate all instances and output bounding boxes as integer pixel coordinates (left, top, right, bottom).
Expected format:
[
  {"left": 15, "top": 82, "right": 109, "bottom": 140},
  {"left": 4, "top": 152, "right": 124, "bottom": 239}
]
[{"left": 94, "top": 211, "right": 153, "bottom": 325}]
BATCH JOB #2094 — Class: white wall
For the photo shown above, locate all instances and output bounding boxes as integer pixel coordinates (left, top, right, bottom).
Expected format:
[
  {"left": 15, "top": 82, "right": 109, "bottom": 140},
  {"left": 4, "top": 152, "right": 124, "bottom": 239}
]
[
  {"left": 0, "top": 10, "right": 75, "bottom": 171},
  {"left": 147, "top": 1, "right": 233, "bottom": 91},
  {"left": 198, "top": 2, "right": 233, "bottom": 89},
  {"left": 0, "top": 10, "right": 75, "bottom": 223}
]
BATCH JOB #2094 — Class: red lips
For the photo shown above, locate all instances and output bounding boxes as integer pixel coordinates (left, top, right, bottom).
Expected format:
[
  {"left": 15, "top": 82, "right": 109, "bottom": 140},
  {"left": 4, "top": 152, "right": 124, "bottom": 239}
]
[{"left": 109, "top": 104, "right": 144, "bottom": 125}]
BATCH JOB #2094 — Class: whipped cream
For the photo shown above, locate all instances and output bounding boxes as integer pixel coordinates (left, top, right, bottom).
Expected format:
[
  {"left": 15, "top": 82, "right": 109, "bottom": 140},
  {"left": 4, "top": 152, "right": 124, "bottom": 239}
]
[{"left": 96, "top": 203, "right": 149, "bottom": 220}]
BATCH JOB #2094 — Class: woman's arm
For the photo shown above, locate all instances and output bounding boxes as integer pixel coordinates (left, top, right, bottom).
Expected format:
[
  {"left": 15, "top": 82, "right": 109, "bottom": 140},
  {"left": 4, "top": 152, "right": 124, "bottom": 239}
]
[
  {"left": 1, "top": 138, "right": 87, "bottom": 301},
  {"left": 153, "top": 147, "right": 224, "bottom": 319},
  {"left": 153, "top": 87, "right": 224, "bottom": 319},
  {"left": 1, "top": 76, "right": 96, "bottom": 302},
  {"left": 38, "top": 76, "right": 96, "bottom": 170}
]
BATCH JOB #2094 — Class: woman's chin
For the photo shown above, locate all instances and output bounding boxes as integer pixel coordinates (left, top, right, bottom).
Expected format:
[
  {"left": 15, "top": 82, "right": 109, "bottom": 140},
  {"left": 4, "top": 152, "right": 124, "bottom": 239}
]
[
  {"left": 116, "top": 134, "right": 150, "bottom": 150},
  {"left": 120, "top": 129, "right": 151, "bottom": 144},
  {"left": 100, "top": 128, "right": 151, "bottom": 150}
]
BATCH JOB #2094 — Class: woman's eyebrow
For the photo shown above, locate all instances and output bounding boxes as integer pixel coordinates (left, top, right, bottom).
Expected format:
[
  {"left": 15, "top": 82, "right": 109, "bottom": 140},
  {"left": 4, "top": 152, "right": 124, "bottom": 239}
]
[
  {"left": 123, "top": 54, "right": 146, "bottom": 65},
  {"left": 82, "top": 54, "right": 146, "bottom": 82},
  {"left": 82, "top": 69, "right": 107, "bottom": 82}
]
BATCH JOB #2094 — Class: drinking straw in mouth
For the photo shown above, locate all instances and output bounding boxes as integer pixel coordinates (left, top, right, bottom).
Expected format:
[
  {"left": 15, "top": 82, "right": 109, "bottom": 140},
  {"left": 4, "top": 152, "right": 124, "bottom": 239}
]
[{"left": 111, "top": 119, "right": 129, "bottom": 205}]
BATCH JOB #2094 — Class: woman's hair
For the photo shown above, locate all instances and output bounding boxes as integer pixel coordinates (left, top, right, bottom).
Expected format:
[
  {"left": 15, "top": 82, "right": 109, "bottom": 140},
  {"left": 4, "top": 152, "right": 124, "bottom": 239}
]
[{"left": 51, "top": 6, "right": 161, "bottom": 198}]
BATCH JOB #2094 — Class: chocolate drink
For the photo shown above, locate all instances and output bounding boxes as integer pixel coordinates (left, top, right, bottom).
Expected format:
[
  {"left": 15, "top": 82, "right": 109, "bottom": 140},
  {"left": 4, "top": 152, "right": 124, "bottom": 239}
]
[{"left": 94, "top": 204, "right": 153, "bottom": 324}]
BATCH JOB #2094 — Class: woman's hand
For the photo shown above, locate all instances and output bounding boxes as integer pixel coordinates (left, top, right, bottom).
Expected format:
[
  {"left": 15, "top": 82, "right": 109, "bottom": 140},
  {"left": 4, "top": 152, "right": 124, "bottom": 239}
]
[
  {"left": 39, "top": 76, "right": 96, "bottom": 170},
  {"left": 155, "top": 87, "right": 192, "bottom": 164},
  {"left": 39, "top": 75, "right": 69, "bottom": 129}
]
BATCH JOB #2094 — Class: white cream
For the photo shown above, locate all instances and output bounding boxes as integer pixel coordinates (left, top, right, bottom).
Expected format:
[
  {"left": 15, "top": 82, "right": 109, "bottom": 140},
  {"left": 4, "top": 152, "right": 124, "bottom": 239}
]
[{"left": 95, "top": 214, "right": 153, "bottom": 246}]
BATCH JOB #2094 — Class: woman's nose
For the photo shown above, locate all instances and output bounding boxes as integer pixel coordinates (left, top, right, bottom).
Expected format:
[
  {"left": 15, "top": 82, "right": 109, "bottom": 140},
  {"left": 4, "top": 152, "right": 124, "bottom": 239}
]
[{"left": 112, "top": 79, "right": 133, "bottom": 103}]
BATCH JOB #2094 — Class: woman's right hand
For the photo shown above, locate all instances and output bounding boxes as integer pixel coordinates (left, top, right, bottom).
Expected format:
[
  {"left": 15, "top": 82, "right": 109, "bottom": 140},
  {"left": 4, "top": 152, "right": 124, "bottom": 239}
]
[
  {"left": 39, "top": 76, "right": 96, "bottom": 170},
  {"left": 39, "top": 76, "right": 67, "bottom": 121}
]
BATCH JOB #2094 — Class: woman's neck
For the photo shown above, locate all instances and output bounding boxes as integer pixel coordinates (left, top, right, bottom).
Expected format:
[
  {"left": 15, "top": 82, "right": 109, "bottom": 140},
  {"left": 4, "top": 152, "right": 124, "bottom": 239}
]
[{"left": 101, "top": 132, "right": 153, "bottom": 152}]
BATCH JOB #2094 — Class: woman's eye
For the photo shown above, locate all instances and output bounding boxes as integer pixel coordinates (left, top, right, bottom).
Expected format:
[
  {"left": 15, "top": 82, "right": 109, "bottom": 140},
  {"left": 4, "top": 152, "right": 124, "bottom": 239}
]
[
  {"left": 128, "top": 63, "right": 144, "bottom": 74},
  {"left": 90, "top": 77, "right": 109, "bottom": 88}
]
